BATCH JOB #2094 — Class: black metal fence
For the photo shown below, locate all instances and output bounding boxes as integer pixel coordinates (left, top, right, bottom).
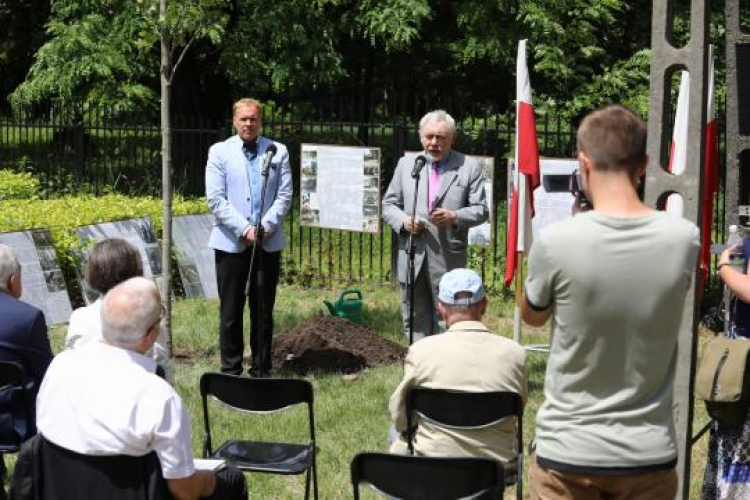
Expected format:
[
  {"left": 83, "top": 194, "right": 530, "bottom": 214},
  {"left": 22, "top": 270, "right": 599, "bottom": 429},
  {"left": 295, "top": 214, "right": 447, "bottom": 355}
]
[{"left": 0, "top": 107, "right": 726, "bottom": 290}]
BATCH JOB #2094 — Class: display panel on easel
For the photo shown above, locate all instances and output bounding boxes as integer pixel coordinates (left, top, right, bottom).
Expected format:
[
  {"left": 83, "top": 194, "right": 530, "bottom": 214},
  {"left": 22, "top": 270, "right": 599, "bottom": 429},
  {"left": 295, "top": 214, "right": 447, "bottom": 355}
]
[{"left": 0, "top": 229, "right": 73, "bottom": 325}]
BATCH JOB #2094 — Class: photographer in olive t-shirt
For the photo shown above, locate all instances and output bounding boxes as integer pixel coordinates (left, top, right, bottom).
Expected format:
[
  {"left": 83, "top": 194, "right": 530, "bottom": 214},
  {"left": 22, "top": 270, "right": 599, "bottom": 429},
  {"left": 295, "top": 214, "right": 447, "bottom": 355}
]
[{"left": 522, "top": 105, "right": 700, "bottom": 500}]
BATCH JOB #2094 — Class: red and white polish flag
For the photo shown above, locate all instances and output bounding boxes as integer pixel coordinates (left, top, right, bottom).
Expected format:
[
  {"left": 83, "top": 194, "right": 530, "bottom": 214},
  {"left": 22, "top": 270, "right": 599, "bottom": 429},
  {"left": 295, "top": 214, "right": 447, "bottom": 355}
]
[
  {"left": 666, "top": 47, "right": 718, "bottom": 287},
  {"left": 505, "top": 39, "right": 540, "bottom": 288}
]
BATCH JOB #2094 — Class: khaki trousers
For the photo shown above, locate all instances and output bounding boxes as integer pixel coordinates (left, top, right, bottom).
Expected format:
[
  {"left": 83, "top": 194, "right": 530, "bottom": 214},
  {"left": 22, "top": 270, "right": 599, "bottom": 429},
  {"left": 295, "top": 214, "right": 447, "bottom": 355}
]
[{"left": 529, "top": 454, "right": 677, "bottom": 500}]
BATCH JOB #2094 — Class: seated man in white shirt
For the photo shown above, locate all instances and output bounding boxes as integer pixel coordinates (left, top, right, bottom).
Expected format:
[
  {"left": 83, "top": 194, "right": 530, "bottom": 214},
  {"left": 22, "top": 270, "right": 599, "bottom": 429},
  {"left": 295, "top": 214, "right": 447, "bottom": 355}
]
[{"left": 37, "top": 277, "right": 247, "bottom": 500}]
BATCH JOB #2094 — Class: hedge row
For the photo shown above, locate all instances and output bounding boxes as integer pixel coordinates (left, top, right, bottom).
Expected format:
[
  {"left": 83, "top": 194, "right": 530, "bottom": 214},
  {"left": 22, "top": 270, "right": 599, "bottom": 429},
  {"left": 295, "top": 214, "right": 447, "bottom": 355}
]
[
  {"left": 0, "top": 194, "right": 208, "bottom": 303},
  {"left": 0, "top": 169, "right": 40, "bottom": 200}
]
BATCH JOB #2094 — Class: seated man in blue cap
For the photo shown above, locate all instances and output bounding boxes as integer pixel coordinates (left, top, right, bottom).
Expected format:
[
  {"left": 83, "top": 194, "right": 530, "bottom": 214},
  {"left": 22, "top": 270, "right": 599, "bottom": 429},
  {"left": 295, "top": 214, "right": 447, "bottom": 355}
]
[{"left": 388, "top": 268, "right": 527, "bottom": 476}]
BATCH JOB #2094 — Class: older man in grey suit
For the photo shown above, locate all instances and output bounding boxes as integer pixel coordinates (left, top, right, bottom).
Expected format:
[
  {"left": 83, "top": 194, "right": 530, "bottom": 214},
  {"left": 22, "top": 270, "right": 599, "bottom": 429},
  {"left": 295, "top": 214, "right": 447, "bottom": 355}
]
[{"left": 382, "top": 110, "right": 488, "bottom": 342}]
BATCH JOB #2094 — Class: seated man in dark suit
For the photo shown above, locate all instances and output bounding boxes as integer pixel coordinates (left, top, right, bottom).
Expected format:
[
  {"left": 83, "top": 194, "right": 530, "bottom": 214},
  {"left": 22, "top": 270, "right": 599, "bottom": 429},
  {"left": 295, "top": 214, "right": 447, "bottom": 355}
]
[
  {"left": 36, "top": 277, "right": 247, "bottom": 500},
  {"left": 0, "top": 245, "right": 53, "bottom": 497}
]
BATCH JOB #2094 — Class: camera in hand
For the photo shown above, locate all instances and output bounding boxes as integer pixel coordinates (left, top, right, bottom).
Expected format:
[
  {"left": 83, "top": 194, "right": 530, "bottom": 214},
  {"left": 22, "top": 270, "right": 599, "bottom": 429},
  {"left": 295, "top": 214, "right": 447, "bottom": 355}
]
[
  {"left": 569, "top": 171, "right": 592, "bottom": 212},
  {"left": 541, "top": 170, "right": 591, "bottom": 212}
]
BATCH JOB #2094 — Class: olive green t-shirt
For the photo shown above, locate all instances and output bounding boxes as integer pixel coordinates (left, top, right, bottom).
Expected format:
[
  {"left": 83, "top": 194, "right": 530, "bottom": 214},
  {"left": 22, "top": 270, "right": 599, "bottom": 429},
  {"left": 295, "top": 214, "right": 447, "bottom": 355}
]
[{"left": 525, "top": 210, "right": 700, "bottom": 469}]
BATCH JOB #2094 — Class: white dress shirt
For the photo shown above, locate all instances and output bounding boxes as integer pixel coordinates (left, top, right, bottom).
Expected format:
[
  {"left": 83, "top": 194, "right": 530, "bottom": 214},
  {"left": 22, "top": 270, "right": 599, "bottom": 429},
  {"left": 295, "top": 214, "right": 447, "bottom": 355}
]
[
  {"left": 65, "top": 299, "right": 103, "bottom": 349},
  {"left": 36, "top": 342, "right": 196, "bottom": 480}
]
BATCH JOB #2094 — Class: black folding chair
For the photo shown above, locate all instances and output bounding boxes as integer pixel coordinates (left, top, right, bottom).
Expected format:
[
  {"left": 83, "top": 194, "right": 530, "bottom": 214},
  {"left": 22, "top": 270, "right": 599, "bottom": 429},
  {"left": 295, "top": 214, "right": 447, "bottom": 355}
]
[
  {"left": 9, "top": 434, "right": 170, "bottom": 500},
  {"left": 200, "top": 373, "right": 318, "bottom": 499},
  {"left": 350, "top": 452, "right": 504, "bottom": 500},
  {"left": 0, "top": 361, "right": 34, "bottom": 454},
  {"left": 406, "top": 388, "right": 524, "bottom": 500}
]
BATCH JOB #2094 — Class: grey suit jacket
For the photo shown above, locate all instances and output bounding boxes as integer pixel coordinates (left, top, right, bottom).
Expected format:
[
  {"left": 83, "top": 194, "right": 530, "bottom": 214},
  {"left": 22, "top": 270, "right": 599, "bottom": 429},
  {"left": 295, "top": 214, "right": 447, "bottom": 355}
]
[{"left": 382, "top": 150, "right": 488, "bottom": 285}]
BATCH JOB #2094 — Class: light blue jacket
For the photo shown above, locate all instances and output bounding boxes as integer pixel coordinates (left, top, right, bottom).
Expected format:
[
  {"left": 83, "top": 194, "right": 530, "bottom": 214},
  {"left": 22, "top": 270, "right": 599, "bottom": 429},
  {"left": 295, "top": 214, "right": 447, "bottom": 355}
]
[{"left": 205, "top": 135, "right": 293, "bottom": 253}]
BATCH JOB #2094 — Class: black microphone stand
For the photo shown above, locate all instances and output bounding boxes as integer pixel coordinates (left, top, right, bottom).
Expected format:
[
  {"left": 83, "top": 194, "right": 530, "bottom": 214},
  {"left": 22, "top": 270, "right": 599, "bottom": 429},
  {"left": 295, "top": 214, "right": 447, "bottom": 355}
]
[
  {"left": 247, "top": 149, "right": 275, "bottom": 378},
  {"left": 407, "top": 168, "right": 422, "bottom": 346}
]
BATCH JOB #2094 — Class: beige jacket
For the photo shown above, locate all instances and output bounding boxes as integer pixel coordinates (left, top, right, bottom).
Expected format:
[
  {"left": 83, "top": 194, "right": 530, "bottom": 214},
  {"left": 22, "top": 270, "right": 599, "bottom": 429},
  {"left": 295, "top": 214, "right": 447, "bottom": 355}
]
[{"left": 389, "top": 321, "right": 527, "bottom": 466}]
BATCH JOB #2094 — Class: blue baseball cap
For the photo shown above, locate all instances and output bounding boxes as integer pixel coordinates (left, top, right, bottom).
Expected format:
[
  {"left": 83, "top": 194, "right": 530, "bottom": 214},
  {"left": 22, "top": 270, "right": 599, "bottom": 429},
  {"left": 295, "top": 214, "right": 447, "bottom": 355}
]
[{"left": 438, "top": 268, "right": 486, "bottom": 306}]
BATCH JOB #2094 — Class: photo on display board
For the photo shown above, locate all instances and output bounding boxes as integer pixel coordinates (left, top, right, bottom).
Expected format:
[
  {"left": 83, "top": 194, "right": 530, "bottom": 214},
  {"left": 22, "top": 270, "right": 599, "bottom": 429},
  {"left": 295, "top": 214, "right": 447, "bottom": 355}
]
[
  {"left": 301, "top": 176, "right": 317, "bottom": 192},
  {"left": 363, "top": 204, "right": 379, "bottom": 217},
  {"left": 363, "top": 189, "right": 379, "bottom": 206}
]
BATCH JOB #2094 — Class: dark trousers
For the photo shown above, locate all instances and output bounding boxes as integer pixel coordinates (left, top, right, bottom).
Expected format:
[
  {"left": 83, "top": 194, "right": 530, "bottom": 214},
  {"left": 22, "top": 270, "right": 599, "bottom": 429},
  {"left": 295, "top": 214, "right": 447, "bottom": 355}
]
[
  {"left": 215, "top": 247, "right": 281, "bottom": 375},
  {"left": 207, "top": 465, "right": 248, "bottom": 500}
]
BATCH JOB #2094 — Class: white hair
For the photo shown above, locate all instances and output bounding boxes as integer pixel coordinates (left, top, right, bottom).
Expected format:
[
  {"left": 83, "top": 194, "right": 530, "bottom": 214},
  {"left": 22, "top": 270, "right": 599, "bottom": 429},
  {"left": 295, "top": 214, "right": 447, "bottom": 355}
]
[
  {"left": 419, "top": 110, "right": 456, "bottom": 137},
  {"left": 101, "top": 277, "right": 161, "bottom": 350},
  {"left": 0, "top": 245, "right": 21, "bottom": 293}
]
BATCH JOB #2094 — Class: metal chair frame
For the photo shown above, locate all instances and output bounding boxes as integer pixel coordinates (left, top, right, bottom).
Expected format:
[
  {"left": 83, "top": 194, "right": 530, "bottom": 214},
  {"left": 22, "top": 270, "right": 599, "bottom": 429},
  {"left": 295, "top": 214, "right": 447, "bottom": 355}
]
[
  {"left": 200, "top": 373, "right": 318, "bottom": 500},
  {"left": 406, "top": 387, "right": 524, "bottom": 500}
]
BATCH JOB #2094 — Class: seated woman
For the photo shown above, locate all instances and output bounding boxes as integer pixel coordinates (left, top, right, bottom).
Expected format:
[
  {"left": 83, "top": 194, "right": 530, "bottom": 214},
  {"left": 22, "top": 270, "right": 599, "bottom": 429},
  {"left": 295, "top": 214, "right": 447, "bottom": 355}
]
[
  {"left": 702, "top": 238, "right": 750, "bottom": 499},
  {"left": 66, "top": 238, "right": 171, "bottom": 379}
]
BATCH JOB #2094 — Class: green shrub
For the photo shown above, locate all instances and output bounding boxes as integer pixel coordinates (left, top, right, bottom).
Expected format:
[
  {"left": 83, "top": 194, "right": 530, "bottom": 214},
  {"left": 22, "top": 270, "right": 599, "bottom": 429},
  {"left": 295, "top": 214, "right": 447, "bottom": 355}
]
[
  {"left": 0, "top": 169, "right": 40, "bottom": 200},
  {"left": 0, "top": 194, "right": 207, "bottom": 303}
]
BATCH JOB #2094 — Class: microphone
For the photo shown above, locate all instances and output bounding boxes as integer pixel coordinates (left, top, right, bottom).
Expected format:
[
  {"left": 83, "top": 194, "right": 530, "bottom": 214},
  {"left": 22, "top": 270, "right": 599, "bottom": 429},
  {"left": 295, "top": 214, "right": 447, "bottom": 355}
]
[
  {"left": 261, "top": 144, "right": 278, "bottom": 176},
  {"left": 411, "top": 155, "right": 427, "bottom": 178}
]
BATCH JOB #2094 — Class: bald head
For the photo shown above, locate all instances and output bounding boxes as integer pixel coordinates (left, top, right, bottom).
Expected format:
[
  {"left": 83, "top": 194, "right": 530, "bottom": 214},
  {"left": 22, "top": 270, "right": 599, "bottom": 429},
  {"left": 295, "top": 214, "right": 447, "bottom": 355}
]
[
  {"left": 101, "top": 277, "right": 162, "bottom": 351},
  {"left": 0, "top": 245, "right": 22, "bottom": 297}
]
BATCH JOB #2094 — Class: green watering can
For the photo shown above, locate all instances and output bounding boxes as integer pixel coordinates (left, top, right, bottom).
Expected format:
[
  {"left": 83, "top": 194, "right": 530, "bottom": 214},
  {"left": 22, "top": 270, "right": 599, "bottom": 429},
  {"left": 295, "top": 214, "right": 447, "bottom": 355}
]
[{"left": 324, "top": 289, "right": 364, "bottom": 324}]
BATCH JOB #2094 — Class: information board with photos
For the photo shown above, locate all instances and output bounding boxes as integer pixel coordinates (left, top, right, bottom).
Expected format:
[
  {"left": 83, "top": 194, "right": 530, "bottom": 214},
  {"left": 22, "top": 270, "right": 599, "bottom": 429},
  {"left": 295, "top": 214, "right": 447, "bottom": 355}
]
[
  {"left": 173, "top": 214, "right": 217, "bottom": 299},
  {"left": 74, "top": 217, "right": 162, "bottom": 304},
  {"left": 0, "top": 229, "right": 73, "bottom": 325},
  {"left": 507, "top": 158, "right": 578, "bottom": 237},
  {"left": 300, "top": 144, "right": 381, "bottom": 233}
]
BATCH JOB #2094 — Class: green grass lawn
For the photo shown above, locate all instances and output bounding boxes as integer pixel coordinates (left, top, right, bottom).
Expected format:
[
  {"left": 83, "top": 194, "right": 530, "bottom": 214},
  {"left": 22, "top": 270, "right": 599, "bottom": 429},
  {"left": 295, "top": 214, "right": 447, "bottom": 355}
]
[{"left": 44, "top": 284, "right": 711, "bottom": 499}]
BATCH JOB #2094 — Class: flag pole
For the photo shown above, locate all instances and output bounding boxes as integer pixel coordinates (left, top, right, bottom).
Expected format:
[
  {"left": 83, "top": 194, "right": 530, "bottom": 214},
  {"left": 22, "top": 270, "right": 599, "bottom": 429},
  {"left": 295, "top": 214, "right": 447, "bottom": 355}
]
[
  {"left": 513, "top": 171, "right": 527, "bottom": 343},
  {"left": 513, "top": 253, "right": 524, "bottom": 343}
]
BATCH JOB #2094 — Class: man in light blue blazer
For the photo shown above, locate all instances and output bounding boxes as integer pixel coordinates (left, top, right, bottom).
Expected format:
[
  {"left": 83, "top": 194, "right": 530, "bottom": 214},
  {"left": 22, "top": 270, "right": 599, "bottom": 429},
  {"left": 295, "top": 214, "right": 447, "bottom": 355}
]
[{"left": 205, "top": 98, "right": 292, "bottom": 376}]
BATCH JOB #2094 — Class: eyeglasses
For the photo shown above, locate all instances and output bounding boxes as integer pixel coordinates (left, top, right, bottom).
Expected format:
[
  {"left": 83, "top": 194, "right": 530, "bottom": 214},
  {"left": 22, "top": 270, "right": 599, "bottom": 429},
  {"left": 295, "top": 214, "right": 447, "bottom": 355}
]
[{"left": 421, "top": 133, "right": 450, "bottom": 142}]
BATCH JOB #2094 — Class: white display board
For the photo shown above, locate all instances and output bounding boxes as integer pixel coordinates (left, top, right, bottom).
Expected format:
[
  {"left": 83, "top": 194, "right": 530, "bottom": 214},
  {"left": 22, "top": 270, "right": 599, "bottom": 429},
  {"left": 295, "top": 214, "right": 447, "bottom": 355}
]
[
  {"left": 508, "top": 158, "right": 578, "bottom": 237},
  {"left": 300, "top": 144, "right": 381, "bottom": 233},
  {"left": 468, "top": 157, "right": 494, "bottom": 247},
  {"left": 173, "top": 214, "right": 217, "bottom": 299},
  {"left": 0, "top": 229, "right": 73, "bottom": 325},
  {"left": 74, "top": 217, "right": 162, "bottom": 304}
]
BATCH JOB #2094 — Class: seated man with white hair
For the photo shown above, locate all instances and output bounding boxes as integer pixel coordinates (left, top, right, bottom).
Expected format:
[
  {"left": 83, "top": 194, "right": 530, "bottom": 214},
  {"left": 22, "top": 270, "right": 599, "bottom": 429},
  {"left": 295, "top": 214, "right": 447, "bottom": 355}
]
[
  {"left": 36, "top": 277, "right": 247, "bottom": 500},
  {"left": 388, "top": 268, "right": 527, "bottom": 475}
]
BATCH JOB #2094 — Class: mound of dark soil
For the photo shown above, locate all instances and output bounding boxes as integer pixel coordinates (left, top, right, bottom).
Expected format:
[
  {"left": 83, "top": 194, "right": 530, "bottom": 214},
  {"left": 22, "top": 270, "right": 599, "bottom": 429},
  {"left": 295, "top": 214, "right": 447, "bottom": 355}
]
[{"left": 272, "top": 314, "right": 406, "bottom": 374}]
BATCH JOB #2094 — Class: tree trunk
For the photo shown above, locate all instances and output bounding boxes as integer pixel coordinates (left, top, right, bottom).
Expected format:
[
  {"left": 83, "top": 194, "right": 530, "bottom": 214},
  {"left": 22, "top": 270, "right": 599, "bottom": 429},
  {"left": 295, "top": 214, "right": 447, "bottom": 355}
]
[{"left": 160, "top": 0, "right": 173, "bottom": 358}]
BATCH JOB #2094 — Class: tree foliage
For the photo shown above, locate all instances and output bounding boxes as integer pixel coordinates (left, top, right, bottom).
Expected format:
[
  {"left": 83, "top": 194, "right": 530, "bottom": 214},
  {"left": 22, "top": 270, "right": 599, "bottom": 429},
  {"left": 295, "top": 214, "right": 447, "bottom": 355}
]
[
  {"left": 10, "top": 1, "right": 154, "bottom": 112},
  {"left": 0, "top": 0, "right": 49, "bottom": 113},
  {"left": 219, "top": 0, "right": 343, "bottom": 96},
  {"left": 9, "top": 0, "right": 227, "bottom": 114},
  {"left": 518, "top": 0, "right": 652, "bottom": 119},
  {"left": 10, "top": 0, "right": 723, "bottom": 120}
]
